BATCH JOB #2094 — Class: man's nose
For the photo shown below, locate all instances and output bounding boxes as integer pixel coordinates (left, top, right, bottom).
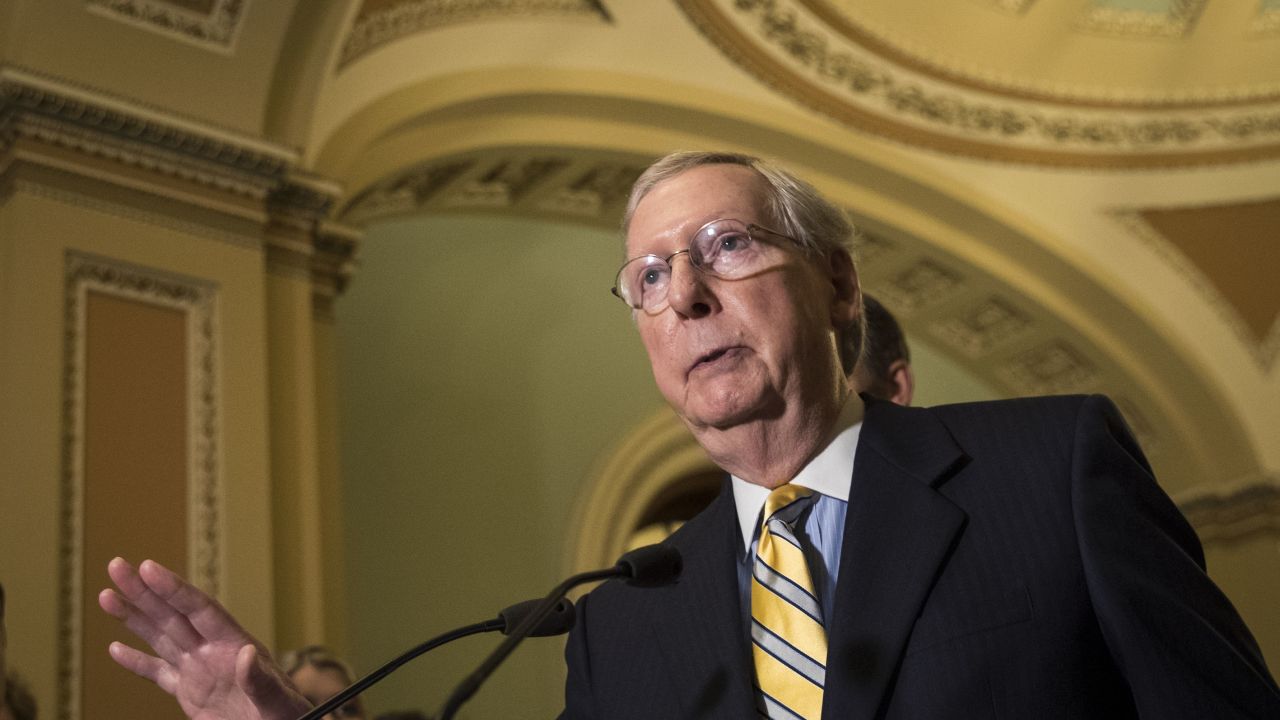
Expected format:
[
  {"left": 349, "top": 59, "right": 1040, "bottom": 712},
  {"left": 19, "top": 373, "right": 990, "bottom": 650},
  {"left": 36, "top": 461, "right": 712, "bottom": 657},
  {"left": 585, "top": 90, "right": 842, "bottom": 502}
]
[{"left": 665, "top": 255, "right": 717, "bottom": 318}]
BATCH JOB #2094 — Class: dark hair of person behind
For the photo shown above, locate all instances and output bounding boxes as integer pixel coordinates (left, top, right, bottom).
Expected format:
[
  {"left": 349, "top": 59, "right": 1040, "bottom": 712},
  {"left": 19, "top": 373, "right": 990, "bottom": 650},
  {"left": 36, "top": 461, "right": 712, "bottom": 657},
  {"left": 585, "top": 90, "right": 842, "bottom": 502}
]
[{"left": 853, "top": 294, "right": 910, "bottom": 396}]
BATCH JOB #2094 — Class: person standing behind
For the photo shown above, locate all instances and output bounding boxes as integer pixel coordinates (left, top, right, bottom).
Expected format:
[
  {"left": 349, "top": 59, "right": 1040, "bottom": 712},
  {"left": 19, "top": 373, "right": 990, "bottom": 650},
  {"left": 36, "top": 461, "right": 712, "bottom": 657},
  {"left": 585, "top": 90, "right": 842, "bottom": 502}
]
[
  {"left": 279, "top": 646, "right": 366, "bottom": 720},
  {"left": 848, "top": 294, "right": 913, "bottom": 405}
]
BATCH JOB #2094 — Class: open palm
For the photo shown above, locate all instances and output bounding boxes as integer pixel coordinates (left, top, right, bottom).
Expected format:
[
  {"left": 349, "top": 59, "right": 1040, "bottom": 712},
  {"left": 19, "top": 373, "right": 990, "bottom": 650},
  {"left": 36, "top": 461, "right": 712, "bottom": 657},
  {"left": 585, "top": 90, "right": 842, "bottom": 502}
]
[{"left": 99, "top": 557, "right": 312, "bottom": 720}]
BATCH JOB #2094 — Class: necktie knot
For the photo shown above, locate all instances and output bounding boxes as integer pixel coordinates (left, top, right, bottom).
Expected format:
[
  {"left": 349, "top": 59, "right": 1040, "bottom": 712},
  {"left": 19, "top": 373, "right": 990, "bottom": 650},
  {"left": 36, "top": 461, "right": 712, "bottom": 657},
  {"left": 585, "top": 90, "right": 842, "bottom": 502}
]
[{"left": 763, "top": 484, "right": 815, "bottom": 530}]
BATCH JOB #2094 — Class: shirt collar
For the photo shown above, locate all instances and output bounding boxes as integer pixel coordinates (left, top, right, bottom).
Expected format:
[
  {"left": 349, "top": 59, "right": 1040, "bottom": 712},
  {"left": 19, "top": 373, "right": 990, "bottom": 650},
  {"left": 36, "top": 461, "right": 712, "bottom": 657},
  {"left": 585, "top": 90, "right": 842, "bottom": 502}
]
[{"left": 731, "top": 393, "right": 864, "bottom": 552}]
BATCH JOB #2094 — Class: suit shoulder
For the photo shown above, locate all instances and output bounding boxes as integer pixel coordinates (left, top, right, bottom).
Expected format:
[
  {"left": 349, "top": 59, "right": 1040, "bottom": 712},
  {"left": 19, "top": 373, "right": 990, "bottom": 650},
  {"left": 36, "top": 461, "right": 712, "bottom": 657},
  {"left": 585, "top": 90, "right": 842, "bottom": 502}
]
[{"left": 900, "top": 395, "right": 1132, "bottom": 461}]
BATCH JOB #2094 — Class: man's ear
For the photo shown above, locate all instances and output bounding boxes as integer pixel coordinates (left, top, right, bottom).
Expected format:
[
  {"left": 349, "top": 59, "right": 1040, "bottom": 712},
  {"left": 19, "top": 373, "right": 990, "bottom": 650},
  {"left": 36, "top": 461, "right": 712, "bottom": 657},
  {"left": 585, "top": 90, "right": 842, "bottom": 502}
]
[
  {"left": 827, "top": 247, "right": 861, "bottom": 329},
  {"left": 888, "top": 359, "right": 915, "bottom": 406}
]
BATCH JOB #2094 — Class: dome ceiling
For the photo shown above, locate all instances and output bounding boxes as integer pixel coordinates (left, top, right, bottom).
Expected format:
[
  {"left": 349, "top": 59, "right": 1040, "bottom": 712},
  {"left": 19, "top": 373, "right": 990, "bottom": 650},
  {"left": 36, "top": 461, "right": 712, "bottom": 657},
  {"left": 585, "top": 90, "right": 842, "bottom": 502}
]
[{"left": 674, "top": 0, "right": 1280, "bottom": 166}]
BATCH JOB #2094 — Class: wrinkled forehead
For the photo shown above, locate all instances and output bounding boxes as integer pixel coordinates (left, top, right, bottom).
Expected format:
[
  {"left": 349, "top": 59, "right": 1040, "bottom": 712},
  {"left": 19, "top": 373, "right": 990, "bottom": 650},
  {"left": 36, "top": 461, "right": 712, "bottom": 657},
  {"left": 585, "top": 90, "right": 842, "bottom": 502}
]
[{"left": 624, "top": 164, "right": 773, "bottom": 257}]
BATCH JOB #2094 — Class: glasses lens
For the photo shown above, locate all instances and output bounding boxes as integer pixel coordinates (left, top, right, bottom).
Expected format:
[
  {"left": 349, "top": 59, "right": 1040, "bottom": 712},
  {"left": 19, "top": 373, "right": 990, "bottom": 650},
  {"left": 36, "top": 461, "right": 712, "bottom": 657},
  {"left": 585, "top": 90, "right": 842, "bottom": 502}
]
[
  {"left": 618, "top": 255, "right": 671, "bottom": 309},
  {"left": 691, "top": 219, "right": 756, "bottom": 277}
]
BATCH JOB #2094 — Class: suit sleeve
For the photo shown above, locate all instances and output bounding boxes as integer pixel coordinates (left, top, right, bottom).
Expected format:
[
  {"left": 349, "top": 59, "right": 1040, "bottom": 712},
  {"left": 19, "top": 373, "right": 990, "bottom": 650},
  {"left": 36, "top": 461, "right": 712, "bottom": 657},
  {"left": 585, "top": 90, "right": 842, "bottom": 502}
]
[
  {"left": 559, "top": 592, "right": 595, "bottom": 720},
  {"left": 1071, "top": 394, "right": 1280, "bottom": 718}
]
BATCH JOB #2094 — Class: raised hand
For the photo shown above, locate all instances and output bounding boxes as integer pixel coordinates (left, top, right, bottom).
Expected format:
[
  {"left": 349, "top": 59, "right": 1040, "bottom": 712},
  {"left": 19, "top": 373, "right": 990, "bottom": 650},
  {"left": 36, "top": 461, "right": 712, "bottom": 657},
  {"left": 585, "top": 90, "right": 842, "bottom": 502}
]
[{"left": 99, "top": 557, "right": 312, "bottom": 720}]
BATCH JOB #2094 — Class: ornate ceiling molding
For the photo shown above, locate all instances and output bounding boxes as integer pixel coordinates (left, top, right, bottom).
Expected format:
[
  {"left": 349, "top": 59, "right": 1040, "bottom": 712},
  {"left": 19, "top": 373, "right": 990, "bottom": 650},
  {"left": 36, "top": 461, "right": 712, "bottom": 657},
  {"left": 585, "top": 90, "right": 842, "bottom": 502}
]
[
  {"left": 1075, "top": 0, "right": 1207, "bottom": 39},
  {"left": 338, "top": 0, "right": 613, "bottom": 70},
  {"left": 674, "top": 0, "right": 1280, "bottom": 167},
  {"left": 1177, "top": 478, "right": 1280, "bottom": 545},
  {"left": 0, "top": 67, "right": 294, "bottom": 206},
  {"left": 86, "top": 0, "right": 248, "bottom": 52},
  {"left": 339, "top": 150, "right": 648, "bottom": 227},
  {"left": 1, "top": 67, "right": 363, "bottom": 300}
]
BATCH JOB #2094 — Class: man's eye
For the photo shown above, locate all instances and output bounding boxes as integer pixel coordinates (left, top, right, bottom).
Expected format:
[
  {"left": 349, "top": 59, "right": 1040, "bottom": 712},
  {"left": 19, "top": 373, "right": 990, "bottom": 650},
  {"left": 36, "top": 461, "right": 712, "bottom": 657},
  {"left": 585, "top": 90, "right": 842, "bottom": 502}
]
[
  {"left": 641, "top": 267, "right": 665, "bottom": 285},
  {"left": 719, "top": 234, "right": 746, "bottom": 252}
]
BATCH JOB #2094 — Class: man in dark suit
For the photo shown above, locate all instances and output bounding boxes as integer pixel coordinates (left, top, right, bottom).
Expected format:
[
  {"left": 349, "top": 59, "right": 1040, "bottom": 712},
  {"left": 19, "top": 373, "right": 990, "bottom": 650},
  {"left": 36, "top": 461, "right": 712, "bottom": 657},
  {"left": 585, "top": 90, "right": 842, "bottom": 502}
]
[
  {"left": 100, "top": 151, "right": 1279, "bottom": 719},
  {"left": 568, "top": 150, "right": 1278, "bottom": 718}
]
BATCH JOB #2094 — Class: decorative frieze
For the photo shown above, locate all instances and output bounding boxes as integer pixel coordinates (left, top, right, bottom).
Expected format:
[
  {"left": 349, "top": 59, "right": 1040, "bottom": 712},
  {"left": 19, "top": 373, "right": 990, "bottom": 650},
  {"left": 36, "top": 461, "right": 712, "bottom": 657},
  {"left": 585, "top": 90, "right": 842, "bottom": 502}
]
[
  {"left": 674, "top": 0, "right": 1280, "bottom": 166},
  {"left": 1075, "top": 0, "right": 1207, "bottom": 39},
  {"left": 879, "top": 259, "right": 963, "bottom": 310},
  {"left": 0, "top": 68, "right": 294, "bottom": 208},
  {"left": 1001, "top": 340, "right": 1098, "bottom": 395},
  {"left": 86, "top": 0, "right": 248, "bottom": 52},
  {"left": 1178, "top": 479, "right": 1280, "bottom": 545},
  {"left": 931, "top": 296, "right": 1030, "bottom": 358},
  {"left": 339, "top": 0, "right": 613, "bottom": 69},
  {"left": 1, "top": 68, "right": 363, "bottom": 305},
  {"left": 446, "top": 157, "right": 570, "bottom": 208},
  {"left": 340, "top": 153, "right": 647, "bottom": 228}
]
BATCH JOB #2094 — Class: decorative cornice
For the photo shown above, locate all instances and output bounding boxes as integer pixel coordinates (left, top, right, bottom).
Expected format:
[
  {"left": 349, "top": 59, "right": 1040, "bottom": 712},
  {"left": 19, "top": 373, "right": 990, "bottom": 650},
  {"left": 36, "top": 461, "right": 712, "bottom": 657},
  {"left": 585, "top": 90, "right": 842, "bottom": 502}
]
[
  {"left": 86, "top": 0, "right": 248, "bottom": 52},
  {"left": 339, "top": 0, "right": 613, "bottom": 69},
  {"left": 674, "top": 0, "right": 1280, "bottom": 167},
  {"left": 1177, "top": 479, "right": 1280, "bottom": 544},
  {"left": 0, "top": 68, "right": 366, "bottom": 299},
  {"left": 0, "top": 68, "right": 295, "bottom": 204},
  {"left": 312, "top": 223, "right": 362, "bottom": 323}
]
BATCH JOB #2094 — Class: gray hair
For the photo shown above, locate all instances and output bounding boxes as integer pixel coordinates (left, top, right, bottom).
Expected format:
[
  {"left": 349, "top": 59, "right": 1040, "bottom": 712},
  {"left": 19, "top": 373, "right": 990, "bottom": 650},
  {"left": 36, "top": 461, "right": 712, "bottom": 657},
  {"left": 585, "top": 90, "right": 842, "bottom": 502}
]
[{"left": 623, "top": 150, "right": 865, "bottom": 371}]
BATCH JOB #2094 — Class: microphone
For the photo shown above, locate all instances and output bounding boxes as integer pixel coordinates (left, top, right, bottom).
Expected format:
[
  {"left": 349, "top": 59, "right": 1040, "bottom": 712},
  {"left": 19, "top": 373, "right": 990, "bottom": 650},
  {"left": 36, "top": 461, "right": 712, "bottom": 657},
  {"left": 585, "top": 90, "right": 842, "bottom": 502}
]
[
  {"left": 437, "top": 544, "right": 682, "bottom": 720},
  {"left": 297, "top": 597, "right": 575, "bottom": 720}
]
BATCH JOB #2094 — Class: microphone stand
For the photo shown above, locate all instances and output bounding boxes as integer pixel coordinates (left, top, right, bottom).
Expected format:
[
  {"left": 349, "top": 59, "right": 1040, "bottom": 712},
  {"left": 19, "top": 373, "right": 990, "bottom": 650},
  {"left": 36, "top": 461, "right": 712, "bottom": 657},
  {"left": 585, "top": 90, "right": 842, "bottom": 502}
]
[
  {"left": 299, "top": 620, "right": 499, "bottom": 720},
  {"left": 436, "top": 566, "right": 622, "bottom": 720},
  {"left": 299, "top": 598, "right": 573, "bottom": 720}
]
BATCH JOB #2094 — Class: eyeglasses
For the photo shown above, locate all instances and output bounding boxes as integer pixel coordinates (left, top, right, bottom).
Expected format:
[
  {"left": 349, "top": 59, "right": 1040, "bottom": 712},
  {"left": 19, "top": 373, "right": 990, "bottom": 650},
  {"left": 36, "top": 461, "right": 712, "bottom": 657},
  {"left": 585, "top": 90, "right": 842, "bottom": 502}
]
[{"left": 612, "top": 218, "right": 799, "bottom": 311}]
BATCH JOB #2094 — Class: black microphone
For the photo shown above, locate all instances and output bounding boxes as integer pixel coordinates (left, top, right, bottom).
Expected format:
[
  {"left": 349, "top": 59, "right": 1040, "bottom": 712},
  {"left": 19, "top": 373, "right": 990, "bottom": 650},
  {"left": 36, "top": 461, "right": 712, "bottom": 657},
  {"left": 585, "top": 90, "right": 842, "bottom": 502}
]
[
  {"left": 297, "top": 597, "right": 575, "bottom": 720},
  {"left": 437, "top": 544, "right": 682, "bottom": 720}
]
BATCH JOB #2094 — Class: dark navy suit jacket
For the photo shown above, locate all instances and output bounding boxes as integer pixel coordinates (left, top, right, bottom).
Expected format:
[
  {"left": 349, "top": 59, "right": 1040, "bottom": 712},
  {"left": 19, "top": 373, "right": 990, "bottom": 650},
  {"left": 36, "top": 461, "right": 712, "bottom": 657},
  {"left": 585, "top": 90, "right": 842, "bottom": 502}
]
[{"left": 561, "top": 395, "right": 1280, "bottom": 718}]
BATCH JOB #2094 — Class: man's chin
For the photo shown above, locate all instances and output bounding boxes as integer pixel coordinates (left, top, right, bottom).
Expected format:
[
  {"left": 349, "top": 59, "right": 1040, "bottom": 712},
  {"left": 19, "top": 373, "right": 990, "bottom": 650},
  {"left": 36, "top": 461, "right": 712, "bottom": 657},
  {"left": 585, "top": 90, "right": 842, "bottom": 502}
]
[{"left": 680, "top": 393, "right": 784, "bottom": 434}]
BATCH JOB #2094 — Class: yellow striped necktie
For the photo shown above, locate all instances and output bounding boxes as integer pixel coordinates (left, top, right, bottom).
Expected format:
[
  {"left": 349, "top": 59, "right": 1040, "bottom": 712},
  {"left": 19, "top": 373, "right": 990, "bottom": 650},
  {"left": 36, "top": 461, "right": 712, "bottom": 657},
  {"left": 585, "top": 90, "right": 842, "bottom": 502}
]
[{"left": 751, "top": 483, "right": 826, "bottom": 720}]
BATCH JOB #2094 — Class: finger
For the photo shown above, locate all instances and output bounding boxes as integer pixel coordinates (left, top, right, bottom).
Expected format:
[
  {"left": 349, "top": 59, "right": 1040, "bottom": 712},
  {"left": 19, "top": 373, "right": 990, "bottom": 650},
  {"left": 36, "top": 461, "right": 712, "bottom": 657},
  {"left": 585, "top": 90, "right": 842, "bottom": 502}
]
[
  {"left": 236, "top": 643, "right": 312, "bottom": 719},
  {"left": 138, "top": 559, "right": 250, "bottom": 644},
  {"left": 98, "top": 587, "right": 188, "bottom": 667},
  {"left": 107, "top": 558, "right": 204, "bottom": 653},
  {"left": 108, "top": 641, "right": 180, "bottom": 696}
]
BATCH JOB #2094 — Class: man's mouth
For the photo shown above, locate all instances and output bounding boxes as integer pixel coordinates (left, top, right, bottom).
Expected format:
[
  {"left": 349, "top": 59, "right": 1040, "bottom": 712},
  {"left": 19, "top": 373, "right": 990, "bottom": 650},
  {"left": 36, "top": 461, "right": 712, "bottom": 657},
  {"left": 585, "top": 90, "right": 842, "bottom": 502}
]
[{"left": 689, "top": 346, "right": 741, "bottom": 375}]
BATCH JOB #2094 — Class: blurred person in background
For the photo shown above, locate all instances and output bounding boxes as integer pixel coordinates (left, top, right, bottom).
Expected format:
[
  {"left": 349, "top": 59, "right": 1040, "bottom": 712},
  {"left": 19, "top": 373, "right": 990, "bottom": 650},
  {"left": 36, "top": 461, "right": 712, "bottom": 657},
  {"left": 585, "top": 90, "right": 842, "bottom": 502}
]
[{"left": 280, "top": 646, "right": 366, "bottom": 720}]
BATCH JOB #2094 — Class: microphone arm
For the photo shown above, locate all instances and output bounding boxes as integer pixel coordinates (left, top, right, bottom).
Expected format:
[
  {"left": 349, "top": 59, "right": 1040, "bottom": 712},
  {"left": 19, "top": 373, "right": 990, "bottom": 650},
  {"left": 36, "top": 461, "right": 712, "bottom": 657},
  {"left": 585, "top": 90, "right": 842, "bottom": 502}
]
[
  {"left": 437, "top": 544, "right": 681, "bottom": 720},
  {"left": 297, "top": 597, "right": 574, "bottom": 720}
]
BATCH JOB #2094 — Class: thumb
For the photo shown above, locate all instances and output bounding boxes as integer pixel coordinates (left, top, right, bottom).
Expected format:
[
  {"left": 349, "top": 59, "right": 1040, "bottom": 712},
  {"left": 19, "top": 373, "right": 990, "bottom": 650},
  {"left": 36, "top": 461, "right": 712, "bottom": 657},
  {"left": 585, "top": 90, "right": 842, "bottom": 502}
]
[{"left": 235, "top": 644, "right": 310, "bottom": 720}]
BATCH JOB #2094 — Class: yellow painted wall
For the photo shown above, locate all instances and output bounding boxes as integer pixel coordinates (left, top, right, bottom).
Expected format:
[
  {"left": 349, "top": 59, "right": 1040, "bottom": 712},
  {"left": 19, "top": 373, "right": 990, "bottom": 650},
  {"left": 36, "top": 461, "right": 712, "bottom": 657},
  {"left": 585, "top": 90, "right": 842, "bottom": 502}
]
[{"left": 0, "top": 179, "right": 277, "bottom": 718}]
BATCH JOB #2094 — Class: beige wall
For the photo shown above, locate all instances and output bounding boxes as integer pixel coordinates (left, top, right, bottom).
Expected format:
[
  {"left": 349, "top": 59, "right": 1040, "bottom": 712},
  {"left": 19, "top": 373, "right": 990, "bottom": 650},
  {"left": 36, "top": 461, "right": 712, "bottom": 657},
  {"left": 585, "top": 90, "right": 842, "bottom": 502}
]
[{"left": 0, "top": 176, "right": 277, "bottom": 718}]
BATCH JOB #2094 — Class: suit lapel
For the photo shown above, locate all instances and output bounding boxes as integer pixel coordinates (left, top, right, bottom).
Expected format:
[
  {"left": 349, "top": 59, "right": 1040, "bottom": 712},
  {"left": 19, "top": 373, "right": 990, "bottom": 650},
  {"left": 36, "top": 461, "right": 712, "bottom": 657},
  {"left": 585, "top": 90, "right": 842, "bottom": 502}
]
[
  {"left": 653, "top": 481, "right": 758, "bottom": 718},
  {"left": 822, "top": 397, "right": 968, "bottom": 719}
]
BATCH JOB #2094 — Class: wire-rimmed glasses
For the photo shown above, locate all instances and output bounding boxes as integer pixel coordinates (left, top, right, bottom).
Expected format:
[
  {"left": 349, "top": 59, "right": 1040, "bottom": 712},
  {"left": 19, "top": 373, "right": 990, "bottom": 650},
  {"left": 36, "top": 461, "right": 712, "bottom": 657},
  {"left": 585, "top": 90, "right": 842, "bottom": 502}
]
[{"left": 612, "top": 218, "right": 798, "bottom": 311}]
